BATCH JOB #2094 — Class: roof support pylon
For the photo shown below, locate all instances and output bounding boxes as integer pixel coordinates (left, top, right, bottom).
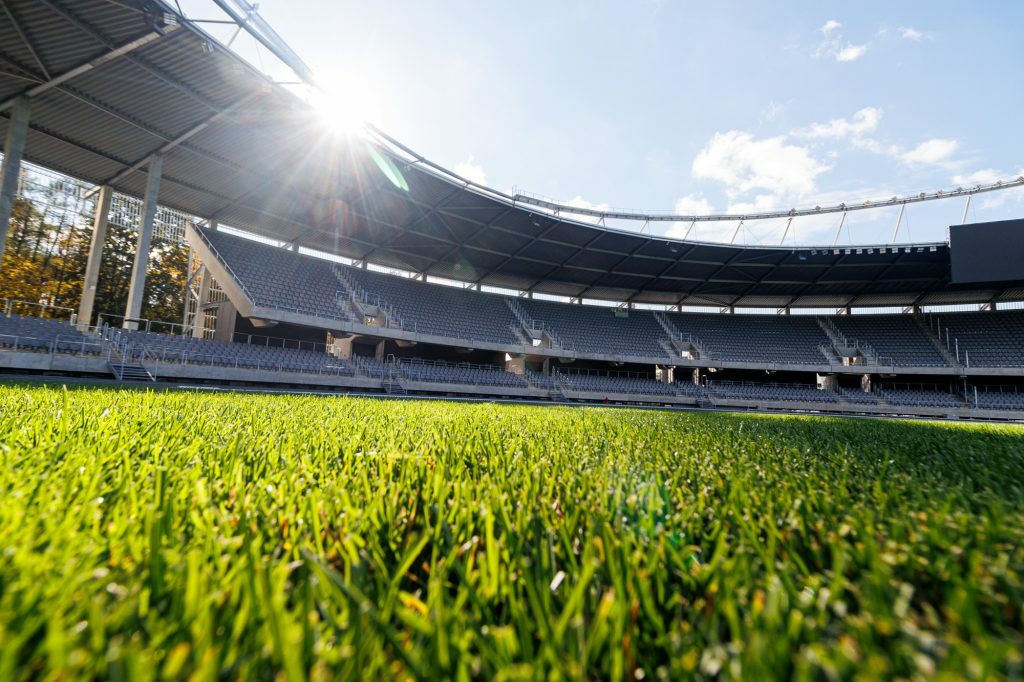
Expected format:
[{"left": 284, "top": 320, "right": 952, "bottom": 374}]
[
  {"left": 833, "top": 211, "right": 847, "bottom": 246},
  {"left": 891, "top": 204, "right": 906, "bottom": 243},
  {"left": 779, "top": 217, "right": 794, "bottom": 245},
  {"left": 730, "top": 220, "right": 744, "bottom": 244},
  {"left": 0, "top": 96, "right": 30, "bottom": 262},
  {"left": 123, "top": 155, "right": 163, "bottom": 329},
  {"left": 77, "top": 185, "right": 112, "bottom": 326},
  {"left": 961, "top": 195, "right": 972, "bottom": 225}
]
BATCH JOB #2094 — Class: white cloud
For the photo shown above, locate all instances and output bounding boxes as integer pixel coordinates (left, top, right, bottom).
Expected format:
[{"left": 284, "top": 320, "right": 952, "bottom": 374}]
[
  {"left": 835, "top": 44, "right": 868, "bottom": 62},
  {"left": 814, "top": 22, "right": 869, "bottom": 62},
  {"left": 954, "top": 169, "right": 1024, "bottom": 209},
  {"left": 952, "top": 168, "right": 1002, "bottom": 186},
  {"left": 454, "top": 156, "right": 487, "bottom": 185},
  {"left": 899, "top": 26, "right": 924, "bottom": 41},
  {"left": 820, "top": 20, "right": 841, "bottom": 34},
  {"left": 663, "top": 194, "right": 715, "bottom": 240},
  {"left": 562, "top": 195, "right": 611, "bottom": 224},
  {"left": 673, "top": 193, "right": 714, "bottom": 216},
  {"left": 899, "top": 138, "right": 958, "bottom": 165},
  {"left": 759, "top": 100, "right": 784, "bottom": 124},
  {"left": 794, "top": 107, "right": 882, "bottom": 140},
  {"left": 725, "top": 194, "right": 779, "bottom": 215},
  {"left": 692, "top": 131, "right": 831, "bottom": 198}
]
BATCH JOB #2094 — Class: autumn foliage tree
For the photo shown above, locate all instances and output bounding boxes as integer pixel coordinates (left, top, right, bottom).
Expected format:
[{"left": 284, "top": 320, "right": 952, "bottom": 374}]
[{"left": 0, "top": 190, "right": 188, "bottom": 326}]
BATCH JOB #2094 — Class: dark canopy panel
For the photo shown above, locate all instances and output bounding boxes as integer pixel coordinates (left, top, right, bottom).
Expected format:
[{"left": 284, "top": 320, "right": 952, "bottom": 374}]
[{"left": 2, "top": 0, "right": 1023, "bottom": 308}]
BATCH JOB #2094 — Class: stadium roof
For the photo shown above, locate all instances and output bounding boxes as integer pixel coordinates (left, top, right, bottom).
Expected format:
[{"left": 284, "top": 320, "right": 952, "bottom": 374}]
[{"left": 2, "top": 0, "right": 1022, "bottom": 308}]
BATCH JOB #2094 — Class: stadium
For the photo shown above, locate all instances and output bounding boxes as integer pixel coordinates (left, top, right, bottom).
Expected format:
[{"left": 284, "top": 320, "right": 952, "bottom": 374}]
[{"left": 0, "top": 1, "right": 1022, "bottom": 678}]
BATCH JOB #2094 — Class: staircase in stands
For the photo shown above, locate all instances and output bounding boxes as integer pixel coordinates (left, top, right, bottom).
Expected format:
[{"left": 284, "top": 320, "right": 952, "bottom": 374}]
[{"left": 913, "top": 312, "right": 962, "bottom": 370}]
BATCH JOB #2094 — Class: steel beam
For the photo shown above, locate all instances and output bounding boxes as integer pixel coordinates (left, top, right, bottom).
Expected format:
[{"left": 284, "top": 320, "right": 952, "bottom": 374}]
[
  {"left": 123, "top": 155, "right": 163, "bottom": 328},
  {"left": 0, "top": 29, "right": 170, "bottom": 113}
]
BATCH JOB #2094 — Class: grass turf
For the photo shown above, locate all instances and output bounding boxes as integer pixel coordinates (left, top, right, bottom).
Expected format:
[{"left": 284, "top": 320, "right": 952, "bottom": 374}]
[{"left": 0, "top": 384, "right": 1022, "bottom": 680}]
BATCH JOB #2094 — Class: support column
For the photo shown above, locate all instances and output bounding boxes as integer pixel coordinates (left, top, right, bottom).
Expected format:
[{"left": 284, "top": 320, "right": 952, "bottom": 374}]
[
  {"left": 77, "top": 185, "right": 112, "bottom": 327},
  {"left": 0, "top": 96, "right": 30, "bottom": 260},
  {"left": 191, "top": 266, "right": 211, "bottom": 339},
  {"left": 123, "top": 155, "right": 163, "bottom": 329}
]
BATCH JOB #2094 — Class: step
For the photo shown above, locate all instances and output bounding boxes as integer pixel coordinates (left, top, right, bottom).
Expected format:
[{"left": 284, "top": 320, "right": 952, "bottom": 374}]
[{"left": 110, "top": 362, "right": 155, "bottom": 382}]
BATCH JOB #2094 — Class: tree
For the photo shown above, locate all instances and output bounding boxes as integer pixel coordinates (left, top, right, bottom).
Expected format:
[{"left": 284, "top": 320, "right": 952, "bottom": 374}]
[{"left": 2, "top": 186, "right": 190, "bottom": 328}]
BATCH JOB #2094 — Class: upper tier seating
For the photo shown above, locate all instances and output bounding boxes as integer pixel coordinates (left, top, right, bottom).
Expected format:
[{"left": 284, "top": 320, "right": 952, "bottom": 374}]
[
  {"left": 928, "top": 311, "right": 1024, "bottom": 367},
  {"left": 667, "top": 313, "right": 831, "bottom": 365},
  {"left": 0, "top": 314, "right": 97, "bottom": 353},
  {"left": 203, "top": 231, "right": 351, "bottom": 321},
  {"left": 199, "top": 230, "right": 1023, "bottom": 370},
  {"left": 203, "top": 229, "right": 520, "bottom": 346},
  {"left": 343, "top": 267, "right": 520, "bottom": 345},
  {"left": 519, "top": 300, "right": 671, "bottom": 358},
  {"left": 831, "top": 315, "right": 948, "bottom": 367}
]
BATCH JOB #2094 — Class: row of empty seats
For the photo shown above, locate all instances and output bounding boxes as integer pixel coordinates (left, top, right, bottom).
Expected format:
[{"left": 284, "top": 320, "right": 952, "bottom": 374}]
[
  {"left": 2, "top": 313, "right": 1021, "bottom": 412},
  {"left": 116, "top": 329, "right": 355, "bottom": 375},
  {"left": 394, "top": 359, "right": 527, "bottom": 388},
  {"left": 200, "top": 229, "right": 1024, "bottom": 370},
  {"left": 928, "top": 311, "right": 1024, "bottom": 367},
  {"left": 831, "top": 315, "right": 947, "bottom": 367},
  {"left": 0, "top": 314, "right": 97, "bottom": 352},
  {"left": 556, "top": 372, "right": 677, "bottom": 396},
  {"left": 708, "top": 381, "right": 840, "bottom": 404},
  {"left": 669, "top": 313, "right": 831, "bottom": 365},
  {"left": 519, "top": 300, "right": 671, "bottom": 358}
]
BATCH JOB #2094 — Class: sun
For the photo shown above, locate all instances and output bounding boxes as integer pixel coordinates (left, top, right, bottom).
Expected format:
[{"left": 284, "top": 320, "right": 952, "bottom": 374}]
[{"left": 308, "top": 75, "right": 380, "bottom": 138}]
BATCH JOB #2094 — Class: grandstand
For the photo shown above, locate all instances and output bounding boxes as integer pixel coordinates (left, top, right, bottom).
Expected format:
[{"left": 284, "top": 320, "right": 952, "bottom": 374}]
[{"left": 0, "top": 0, "right": 1023, "bottom": 422}]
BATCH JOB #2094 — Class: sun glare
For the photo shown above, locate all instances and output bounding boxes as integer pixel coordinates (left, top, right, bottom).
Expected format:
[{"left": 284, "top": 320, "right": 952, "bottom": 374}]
[
  {"left": 309, "top": 72, "right": 385, "bottom": 138},
  {"left": 309, "top": 86, "right": 367, "bottom": 137}
]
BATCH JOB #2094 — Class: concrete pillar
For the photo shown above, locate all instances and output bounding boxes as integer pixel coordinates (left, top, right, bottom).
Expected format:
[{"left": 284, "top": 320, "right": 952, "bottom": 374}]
[
  {"left": 0, "top": 96, "right": 30, "bottom": 260},
  {"left": 817, "top": 373, "right": 838, "bottom": 391},
  {"left": 191, "top": 266, "right": 211, "bottom": 338},
  {"left": 123, "top": 155, "right": 163, "bottom": 329},
  {"left": 331, "top": 335, "right": 354, "bottom": 360},
  {"left": 505, "top": 354, "right": 526, "bottom": 375},
  {"left": 208, "top": 219, "right": 218, "bottom": 231},
  {"left": 77, "top": 185, "right": 112, "bottom": 327},
  {"left": 211, "top": 300, "right": 237, "bottom": 342}
]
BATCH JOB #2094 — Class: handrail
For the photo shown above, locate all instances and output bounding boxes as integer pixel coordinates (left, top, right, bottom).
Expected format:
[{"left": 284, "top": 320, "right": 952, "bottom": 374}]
[
  {"left": 1, "top": 297, "right": 77, "bottom": 321},
  {"left": 190, "top": 225, "right": 259, "bottom": 304}
]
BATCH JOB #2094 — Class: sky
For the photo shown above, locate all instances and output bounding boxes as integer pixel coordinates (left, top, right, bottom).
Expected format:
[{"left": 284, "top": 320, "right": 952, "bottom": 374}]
[{"left": 186, "top": 0, "right": 1024, "bottom": 246}]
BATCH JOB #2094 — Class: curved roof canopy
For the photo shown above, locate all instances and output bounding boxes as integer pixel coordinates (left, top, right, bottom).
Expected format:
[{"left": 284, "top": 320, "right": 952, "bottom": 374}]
[{"left": 1, "top": 0, "right": 1021, "bottom": 308}]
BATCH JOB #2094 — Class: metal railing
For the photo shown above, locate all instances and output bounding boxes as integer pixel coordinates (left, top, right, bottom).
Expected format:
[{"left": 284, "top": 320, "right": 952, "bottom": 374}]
[
  {"left": 190, "top": 224, "right": 258, "bottom": 303},
  {"left": 2, "top": 298, "right": 76, "bottom": 321},
  {"left": 505, "top": 299, "right": 574, "bottom": 351}
]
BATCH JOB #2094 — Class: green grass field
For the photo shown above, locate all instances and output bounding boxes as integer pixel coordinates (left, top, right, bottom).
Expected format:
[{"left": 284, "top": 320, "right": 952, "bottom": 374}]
[{"left": 0, "top": 385, "right": 1022, "bottom": 680}]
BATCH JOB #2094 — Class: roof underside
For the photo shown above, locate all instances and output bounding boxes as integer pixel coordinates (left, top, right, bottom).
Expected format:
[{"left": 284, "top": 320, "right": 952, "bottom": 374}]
[{"left": 0, "top": 0, "right": 1019, "bottom": 308}]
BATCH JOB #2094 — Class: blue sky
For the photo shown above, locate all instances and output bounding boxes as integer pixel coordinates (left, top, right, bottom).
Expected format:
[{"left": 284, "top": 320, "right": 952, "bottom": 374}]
[{"left": 189, "top": 0, "right": 1024, "bottom": 246}]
